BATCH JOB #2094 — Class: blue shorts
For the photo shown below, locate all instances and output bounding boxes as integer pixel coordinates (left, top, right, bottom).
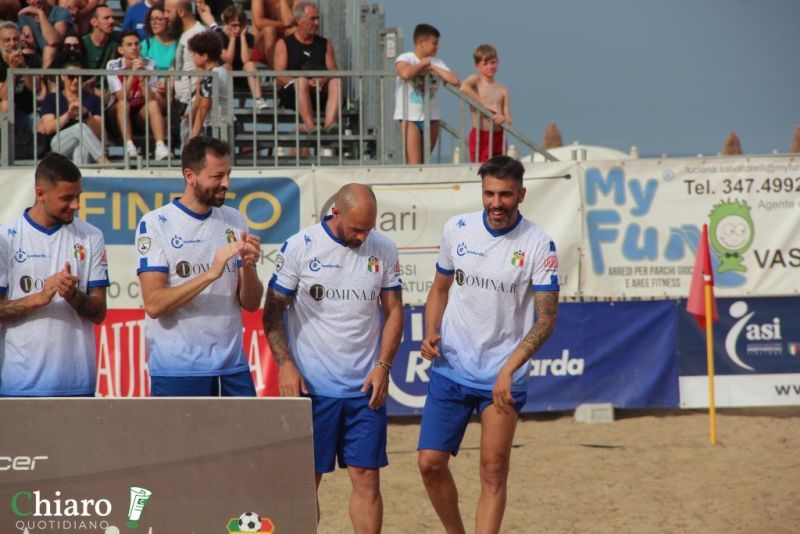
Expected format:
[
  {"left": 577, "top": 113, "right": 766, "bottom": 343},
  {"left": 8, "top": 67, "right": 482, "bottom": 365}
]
[
  {"left": 311, "top": 393, "right": 388, "bottom": 474},
  {"left": 418, "top": 372, "right": 527, "bottom": 456},
  {"left": 409, "top": 119, "right": 439, "bottom": 132},
  {"left": 150, "top": 370, "right": 256, "bottom": 397}
]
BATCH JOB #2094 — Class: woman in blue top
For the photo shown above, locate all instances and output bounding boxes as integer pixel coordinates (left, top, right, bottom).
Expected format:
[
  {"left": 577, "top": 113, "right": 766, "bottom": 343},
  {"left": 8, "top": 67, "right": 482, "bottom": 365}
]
[{"left": 140, "top": 2, "right": 176, "bottom": 112}]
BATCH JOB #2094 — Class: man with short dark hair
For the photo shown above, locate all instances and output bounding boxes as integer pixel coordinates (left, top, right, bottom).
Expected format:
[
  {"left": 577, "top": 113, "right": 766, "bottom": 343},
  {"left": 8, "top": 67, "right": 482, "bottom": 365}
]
[
  {"left": 82, "top": 5, "right": 120, "bottom": 69},
  {"left": 273, "top": 0, "right": 340, "bottom": 133},
  {"left": 0, "top": 153, "right": 109, "bottom": 397},
  {"left": 135, "top": 137, "right": 263, "bottom": 397},
  {"left": 418, "top": 155, "right": 560, "bottom": 533}
]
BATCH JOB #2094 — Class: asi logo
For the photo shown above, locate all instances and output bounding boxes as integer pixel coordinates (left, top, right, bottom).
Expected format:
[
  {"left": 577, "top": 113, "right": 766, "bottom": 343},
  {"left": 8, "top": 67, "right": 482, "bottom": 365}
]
[
  {"left": 227, "top": 511, "right": 275, "bottom": 533},
  {"left": 709, "top": 200, "right": 754, "bottom": 274},
  {"left": 367, "top": 256, "right": 380, "bottom": 273},
  {"left": 225, "top": 229, "right": 237, "bottom": 243},
  {"left": 510, "top": 250, "right": 525, "bottom": 267},
  {"left": 73, "top": 244, "right": 86, "bottom": 262},
  {"left": 724, "top": 300, "right": 783, "bottom": 371}
]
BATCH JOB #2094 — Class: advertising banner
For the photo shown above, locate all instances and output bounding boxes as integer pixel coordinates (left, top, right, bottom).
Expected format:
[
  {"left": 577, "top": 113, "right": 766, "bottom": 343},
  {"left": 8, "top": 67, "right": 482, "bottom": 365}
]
[
  {"left": 678, "top": 297, "right": 800, "bottom": 407},
  {"left": 580, "top": 157, "right": 800, "bottom": 298}
]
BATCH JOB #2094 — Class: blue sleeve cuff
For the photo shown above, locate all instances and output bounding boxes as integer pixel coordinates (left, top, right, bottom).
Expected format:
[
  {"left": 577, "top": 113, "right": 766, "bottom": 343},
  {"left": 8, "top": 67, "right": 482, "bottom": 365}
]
[
  {"left": 532, "top": 284, "right": 560, "bottom": 292},
  {"left": 137, "top": 266, "right": 169, "bottom": 275},
  {"left": 268, "top": 275, "right": 296, "bottom": 296},
  {"left": 435, "top": 263, "right": 454, "bottom": 276},
  {"left": 381, "top": 285, "right": 402, "bottom": 291},
  {"left": 87, "top": 280, "right": 111, "bottom": 288}
]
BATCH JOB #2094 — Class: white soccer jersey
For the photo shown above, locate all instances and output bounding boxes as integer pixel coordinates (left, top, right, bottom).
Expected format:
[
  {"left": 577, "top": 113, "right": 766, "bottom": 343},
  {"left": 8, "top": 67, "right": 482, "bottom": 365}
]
[
  {"left": 433, "top": 210, "right": 560, "bottom": 391},
  {"left": 0, "top": 211, "right": 110, "bottom": 396},
  {"left": 269, "top": 216, "right": 402, "bottom": 397},
  {"left": 135, "top": 199, "right": 249, "bottom": 377}
]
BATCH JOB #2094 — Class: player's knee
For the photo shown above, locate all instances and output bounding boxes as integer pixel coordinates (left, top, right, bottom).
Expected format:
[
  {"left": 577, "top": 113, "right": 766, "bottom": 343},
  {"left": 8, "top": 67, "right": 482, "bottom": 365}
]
[
  {"left": 350, "top": 468, "right": 381, "bottom": 498},
  {"left": 418, "top": 454, "right": 447, "bottom": 481},
  {"left": 479, "top": 457, "right": 509, "bottom": 494}
]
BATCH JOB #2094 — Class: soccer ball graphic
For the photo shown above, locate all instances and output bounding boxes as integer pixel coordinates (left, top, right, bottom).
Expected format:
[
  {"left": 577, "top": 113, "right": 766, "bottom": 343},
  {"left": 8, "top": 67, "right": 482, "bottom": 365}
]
[{"left": 238, "top": 512, "right": 261, "bottom": 532}]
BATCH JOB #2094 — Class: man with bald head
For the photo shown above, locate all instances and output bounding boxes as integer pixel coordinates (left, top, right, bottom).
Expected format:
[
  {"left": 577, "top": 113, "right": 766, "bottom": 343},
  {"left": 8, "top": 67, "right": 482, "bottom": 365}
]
[{"left": 264, "top": 183, "right": 403, "bottom": 532}]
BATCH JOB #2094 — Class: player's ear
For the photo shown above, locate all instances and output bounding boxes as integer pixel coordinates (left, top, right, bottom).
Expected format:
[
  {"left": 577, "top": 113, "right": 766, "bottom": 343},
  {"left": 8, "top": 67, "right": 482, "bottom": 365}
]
[
  {"left": 518, "top": 187, "right": 527, "bottom": 204},
  {"left": 182, "top": 167, "right": 194, "bottom": 184}
]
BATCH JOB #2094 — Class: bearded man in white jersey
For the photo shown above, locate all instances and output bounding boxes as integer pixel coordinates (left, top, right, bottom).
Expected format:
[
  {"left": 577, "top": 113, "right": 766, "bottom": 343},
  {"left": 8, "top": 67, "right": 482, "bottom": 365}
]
[
  {"left": 418, "top": 155, "right": 560, "bottom": 534},
  {"left": 135, "top": 136, "right": 263, "bottom": 396},
  {"left": 263, "top": 183, "right": 403, "bottom": 533},
  {"left": 0, "top": 153, "right": 109, "bottom": 397}
]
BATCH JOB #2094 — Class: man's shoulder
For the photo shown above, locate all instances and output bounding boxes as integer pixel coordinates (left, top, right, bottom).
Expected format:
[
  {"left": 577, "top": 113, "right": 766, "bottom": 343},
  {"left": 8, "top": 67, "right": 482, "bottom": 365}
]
[
  {"left": 444, "top": 211, "right": 482, "bottom": 232},
  {"left": 49, "top": 5, "right": 73, "bottom": 22},
  {"left": 366, "top": 230, "right": 398, "bottom": 253},
  {"left": 66, "top": 218, "right": 105, "bottom": 241},
  {"left": 106, "top": 57, "right": 124, "bottom": 70},
  {"left": 138, "top": 203, "right": 175, "bottom": 227},
  {"left": 396, "top": 51, "right": 417, "bottom": 63}
]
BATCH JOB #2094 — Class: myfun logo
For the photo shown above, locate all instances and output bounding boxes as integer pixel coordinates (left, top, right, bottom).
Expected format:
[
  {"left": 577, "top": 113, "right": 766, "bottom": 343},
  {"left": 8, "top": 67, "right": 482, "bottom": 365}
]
[{"left": 79, "top": 177, "right": 301, "bottom": 245}]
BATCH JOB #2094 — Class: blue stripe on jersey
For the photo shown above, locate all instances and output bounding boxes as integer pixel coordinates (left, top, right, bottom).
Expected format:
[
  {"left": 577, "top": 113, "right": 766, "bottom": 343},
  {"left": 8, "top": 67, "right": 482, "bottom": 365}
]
[
  {"left": 382, "top": 285, "right": 402, "bottom": 291},
  {"left": 24, "top": 209, "right": 62, "bottom": 235},
  {"left": 269, "top": 274, "right": 296, "bottom": 296},
  {"left": 87, "top": 279, "right": 111, "bottom": 288},
  {"left": 481, "top": 211, "right": 522, "bottom": 237},
  {"left": 321, "top": 215, "right": 347, "bottom": 247},
  {"left": 139, "top": 220, "right": 147, "bottom": 234},
  {"left": 533, "top": 274, "right": 560, "bottom": 291},
  {"left": 280, "top": 241, "right": 288, "bottom": 252},
  {"left": 0, "top": 286, "right": 6, "bottom": 293},
  {"left": 549, "top": 240, "right": 556, "bottom": 251},
  {"left": 172, "top": 198, "right": 212, "bottom": 220},
  {"left": 138, "top": 257, "right": 169, "bottom": 274},
  {"left": 435, "top": 263, "right": 455, "bottom": 275}
]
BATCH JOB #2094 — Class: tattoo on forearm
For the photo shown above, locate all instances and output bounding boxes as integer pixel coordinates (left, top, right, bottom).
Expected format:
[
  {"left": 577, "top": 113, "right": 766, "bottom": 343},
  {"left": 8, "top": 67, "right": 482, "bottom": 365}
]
[
  {"left": 518, "top": 291, "right": 558, "bottom": 358},
  {"left": 69, "top": 290, "right": 106, "bottom": 323},
  {"left": 263, "top": 288, "right": 293, "bottom": 366}
]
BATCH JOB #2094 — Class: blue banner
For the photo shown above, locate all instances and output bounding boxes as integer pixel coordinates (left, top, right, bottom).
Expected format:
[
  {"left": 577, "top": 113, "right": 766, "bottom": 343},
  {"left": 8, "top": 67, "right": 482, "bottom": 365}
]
[
  {"left": 79, "top": 177, "right": 300, "bottom": 245},
  {"left": 387, "top": 301, "right": 680, "bottom": 415},
  {"left": 678, "top": 296, "right": 800, "bottom": 376}
]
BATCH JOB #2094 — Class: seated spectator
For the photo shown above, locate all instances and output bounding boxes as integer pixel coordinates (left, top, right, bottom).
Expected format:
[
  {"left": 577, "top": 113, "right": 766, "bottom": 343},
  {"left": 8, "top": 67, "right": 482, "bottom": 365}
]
[
  {"left": 122, "top": 0, "right": 153, "bottom": 40},
  {"left": 20, "top": 23, "right": 43, "bottom": 62},
  {"left": 107, "top": 30, "right": 170, "bottom": 160},
  {"left": 0, "top": 21, "right": 45, "bottom": 159},
  {"left": 186, "top": 30, "right": 229, "bottom": 139},
  {"left": 38, "top": 57, "right": 110, "bottom": 164},
  {"left": 82, "top": 5, "right": 120, "bottom": 70},
  {"left": 251, "top": 0, "right": 294, "bottom": 67},
  {"left": 212, "top": 5, "right": 268, "bottom": 111},
  {"left": 60, "top": 31, "right": 87, "bottom": 59},
  {"left": 141, "top": 2, "right": 176, "bottom": 112},
  {"left": 18, "top": 0, "right": 73, "bottom": 67},
  {"left": 273, "top": 1, "right": 340, "bottom": 133},
  {"left": 166, "top": 0, "right": 205, "bottom": 118}
]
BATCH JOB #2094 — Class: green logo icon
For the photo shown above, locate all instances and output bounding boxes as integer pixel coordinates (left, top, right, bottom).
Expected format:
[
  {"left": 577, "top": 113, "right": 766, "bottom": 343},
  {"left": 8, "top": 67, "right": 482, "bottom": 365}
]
[
  {"left": 126, "top": 486, "right": 152, "bottom": 528},
  {"left": 708, "top": 199, "right": 754, "bottom": 273}
]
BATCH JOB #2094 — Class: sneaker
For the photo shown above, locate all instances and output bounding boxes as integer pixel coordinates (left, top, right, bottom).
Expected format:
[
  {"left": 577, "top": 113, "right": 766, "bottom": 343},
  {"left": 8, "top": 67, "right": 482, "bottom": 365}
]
[
  {"left": 323, "top": 123, "right": 339, "bottom": 135},
  {"left": 255, "top": 97, "right": 269, "bottom": 111},
  {"left": 154, "top": 142, "right": 170, "bottom": 161},
  {"left": 126, "top": 140, "right": 138, "bottom": 159}
]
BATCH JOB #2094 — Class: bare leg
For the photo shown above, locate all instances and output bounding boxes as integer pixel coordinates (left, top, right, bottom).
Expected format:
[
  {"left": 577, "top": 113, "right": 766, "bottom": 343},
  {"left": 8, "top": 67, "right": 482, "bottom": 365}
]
[
  {"left": 244, "top": 61, "right": 262, "bottom": 99},
  {"left": 418, "top": 449, "right": 466, "bottom": 534},
  {"left": 475, "top": 404, "right": 518, "bottom": 534},
  {"left": 403, "top": 121, "right": 423, "bottom": 165},
  {"left": 295, "top": 76, "right": 316, "bottom": 130},
  {"left": 323, "top": 77, "right": 340, "bottom": 128},
  {"left": 347, "top": 466, "right": 382, "bottom": 534},
  {"left": 315, "top": 473, "right": 323, "bottom": 526},
  {"left": 114, "top": 100, "right": 134, "bottom": 144},
  {"left": 144, "top": 99, "right": 165, "bottom": 143}
]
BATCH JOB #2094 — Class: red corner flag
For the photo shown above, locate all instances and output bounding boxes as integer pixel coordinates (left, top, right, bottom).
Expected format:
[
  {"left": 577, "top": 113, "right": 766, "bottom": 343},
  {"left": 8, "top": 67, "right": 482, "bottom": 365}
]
[{"left": 686, "top": 224, "right": 718, "bottom": 328}]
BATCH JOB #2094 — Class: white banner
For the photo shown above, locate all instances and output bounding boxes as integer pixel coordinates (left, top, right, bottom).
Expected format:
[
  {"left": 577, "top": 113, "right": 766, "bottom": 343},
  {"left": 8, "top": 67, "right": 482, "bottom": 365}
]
[{"left": 579, "top": 156, "right": 800, "bottom": 298}]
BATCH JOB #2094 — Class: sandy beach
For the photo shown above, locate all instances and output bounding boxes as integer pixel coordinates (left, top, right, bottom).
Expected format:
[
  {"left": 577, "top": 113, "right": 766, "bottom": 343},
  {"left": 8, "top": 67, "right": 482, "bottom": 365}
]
[{"left": 316, "top": 408, "right": 800, "bottom": 533}]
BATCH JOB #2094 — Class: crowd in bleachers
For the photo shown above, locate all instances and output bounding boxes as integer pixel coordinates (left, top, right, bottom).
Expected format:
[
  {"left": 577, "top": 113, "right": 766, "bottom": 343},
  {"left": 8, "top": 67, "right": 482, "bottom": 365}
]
[{"left": 0, "top": 0, "right": 306, "bottom": 163}]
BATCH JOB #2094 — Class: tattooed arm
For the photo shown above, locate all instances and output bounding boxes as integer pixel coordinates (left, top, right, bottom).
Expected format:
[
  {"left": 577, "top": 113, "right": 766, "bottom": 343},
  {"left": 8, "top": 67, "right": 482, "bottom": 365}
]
[
  {"left": 65, "top": 286, "right": 108, "bottom": 324},
  {"left": 493, "top": 290, "right": 559, "bottom": 411},
  {"left": 262, "top": 287, "right": 306, "bottom": 396}
]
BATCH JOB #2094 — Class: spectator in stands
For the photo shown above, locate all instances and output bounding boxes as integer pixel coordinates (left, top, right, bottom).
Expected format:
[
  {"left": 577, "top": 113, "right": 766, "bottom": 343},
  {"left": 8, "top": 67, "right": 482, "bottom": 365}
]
[
  {"left": 107, "top": 30, "right": 170, "bottom": 160},
  {"left": 82, "top": 5, "right": 120, "bottom": 70},
  {"left": 60, "top": 31, "right": 87, "bottom": 59},
  {"left": 251, "top": 0, "right": 294, "bottom": 67},
  {"left": 460, "top": 44, "right": 511, "bottom": 163},
  {"left": 394, "top": 23, "right": 459, "bottom": 164},
  {"left": 38, "top": 57, "right": 110, "bottom": 163},
  {"left": 273, "top": 1, "right": 340, "bottom": 133},
  {"left": 187, "top": 29, "right": 229, "bottom": 139},
  {"left": 122, "top": 0, "right": 153, "bottom": 40},
  {"left": 18, "top": 0, "right": 74, "bottom": 67},
  {"left": 166, "top": 0, "right": 206, "bottom": 129},
  {"left": 213, "top": 4, "right": 268, "bottom": 111},
  {"left": 141, "top": 2, "right": 176, "bottom": 112},
  {"left": 0, "top": 21, "right": 44, "bottom": 159},
  {"left": 20, "top": 23, "right": 43, "bottom": 64}
]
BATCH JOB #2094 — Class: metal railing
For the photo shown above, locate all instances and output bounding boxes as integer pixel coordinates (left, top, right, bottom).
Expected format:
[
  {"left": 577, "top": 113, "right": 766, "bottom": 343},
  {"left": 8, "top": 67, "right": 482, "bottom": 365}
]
[{"left": 1, "top": 67, "right": 555, "bottom": 168}]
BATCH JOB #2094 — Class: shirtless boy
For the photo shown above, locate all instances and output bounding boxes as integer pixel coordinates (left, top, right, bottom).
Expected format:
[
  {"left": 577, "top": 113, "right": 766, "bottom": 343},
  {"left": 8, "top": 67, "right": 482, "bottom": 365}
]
[{"left": 251, "top": 0, "right": 296, "bottom": 66}]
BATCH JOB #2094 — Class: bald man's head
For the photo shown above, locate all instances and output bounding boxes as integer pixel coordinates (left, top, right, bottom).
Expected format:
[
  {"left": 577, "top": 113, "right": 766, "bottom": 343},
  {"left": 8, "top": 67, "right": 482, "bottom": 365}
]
[{"left": 330, "top": 183, "right": 377, "bottom": 248}]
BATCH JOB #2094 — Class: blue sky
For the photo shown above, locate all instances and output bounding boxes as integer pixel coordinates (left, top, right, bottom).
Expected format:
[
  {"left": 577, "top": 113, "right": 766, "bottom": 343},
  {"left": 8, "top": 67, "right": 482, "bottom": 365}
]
[{"left": 382, "top": 0, "right": 800, "bottom": 157}]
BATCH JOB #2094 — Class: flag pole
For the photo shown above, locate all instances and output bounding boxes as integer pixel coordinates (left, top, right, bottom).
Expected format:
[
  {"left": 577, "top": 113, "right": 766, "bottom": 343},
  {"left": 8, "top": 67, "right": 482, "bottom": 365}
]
[{"left": 704, "top": 277, "right": 717, "bottom": 445}]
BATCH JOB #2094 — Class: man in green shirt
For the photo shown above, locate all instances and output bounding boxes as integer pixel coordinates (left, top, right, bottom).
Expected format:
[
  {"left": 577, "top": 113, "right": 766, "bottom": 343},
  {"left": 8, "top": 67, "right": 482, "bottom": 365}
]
[{"left": 81, "top": 5, "right": 120, "bottom": 69}]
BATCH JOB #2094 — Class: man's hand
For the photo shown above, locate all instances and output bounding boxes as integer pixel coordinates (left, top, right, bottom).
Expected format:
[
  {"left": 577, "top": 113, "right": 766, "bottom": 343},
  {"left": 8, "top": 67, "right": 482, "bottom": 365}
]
[
  {"left": 7, "top": 49, "right": 25, "bottom": 68},
  {"left": 420, "top": 334, "right": 442, "bottom": 360},
  {"left": 362, "top": 364, "right": 390, "bottom": 409},
  {"left": 67, "top": 100, "right": 81, "bottom": 119},
  {"left": 492, "top": 112, "right": 505, "bottom": 126},
  {"left": 209, "top": 241, "right": 242, "bottom": 279},
  {"left": 239, "top": 230, "right": 261, "bottom": 268},
  {"left": 18, "top": 6, "right": 44, "bottom": 19},
  {"left": 56, "top": 261, "right": 80, "bottom": 299},
  {"left": 492, "top": 366, "right": 516, "bottom": 414},
  {"left": 131, "top": 57, "right": 144, "bottom": 71},
  {"left": 278, "top": 359, "right": 307, "bottom": 397}
]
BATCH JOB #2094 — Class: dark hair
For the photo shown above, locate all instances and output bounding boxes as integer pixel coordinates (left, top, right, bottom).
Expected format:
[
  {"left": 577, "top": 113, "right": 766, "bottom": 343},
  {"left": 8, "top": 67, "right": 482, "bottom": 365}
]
[
  {"left": 413, "top": 23, "right": 440, "bottom": 43},
  {"left": 187, "top": 30, "right": 222, "bottom": 63},
  {"left": 119, "top": 30, "right": 141, "bottom": 45},
  {"left": 221, "top": 4, "right": 247, "bottom": 25},
  {"left": 60, "top": 31, "right": 86, "bottom": 58},
  {"left": 181, "top": 136, "right": 230, "bottom": 174},
  {"left": 90, "top": 4, "right": 112, "bottom": 20},
  {"left": 477, "top": 155, "right": 524, "bottom": 186},
  {"left": 35, "top": 153, "right": 82, "bottom": 185},
  {"left": 51, "top": 49, "right": 86, "bottom": 69},
  {"left": 144, "top": 1, "right": 165, "bottom": 37}
]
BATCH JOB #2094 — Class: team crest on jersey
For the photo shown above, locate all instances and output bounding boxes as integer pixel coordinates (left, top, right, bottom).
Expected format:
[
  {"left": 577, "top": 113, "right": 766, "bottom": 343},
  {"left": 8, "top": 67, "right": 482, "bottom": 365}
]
[
  {"left": 511, "top": 250, "right": 525, "bottom": 267},
  {"left": 225, "top": 229, "right": 237, "bottom": 243},
  {"left": 73, "top": 244, "right": 86, "bottom": 262},
  {"left": 275, "top": 254, "right": 284, "bottom": 272},
  {"left": 367, "top": 256, "right": 380, "bottom": 273},
  {"left": 137, "top": 237, "right": 151, "bottom": 255},
  {"left": 393, "top": 260, "right": 401, "bottom": 274}
]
